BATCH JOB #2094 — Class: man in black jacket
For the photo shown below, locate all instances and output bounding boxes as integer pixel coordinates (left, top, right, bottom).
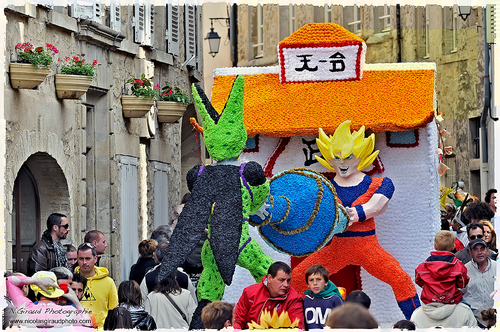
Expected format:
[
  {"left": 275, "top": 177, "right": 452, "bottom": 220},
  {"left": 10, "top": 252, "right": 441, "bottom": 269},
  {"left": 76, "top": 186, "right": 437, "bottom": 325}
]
[{"left": 27, "top": 213, "right": 71, "bottom": 276}]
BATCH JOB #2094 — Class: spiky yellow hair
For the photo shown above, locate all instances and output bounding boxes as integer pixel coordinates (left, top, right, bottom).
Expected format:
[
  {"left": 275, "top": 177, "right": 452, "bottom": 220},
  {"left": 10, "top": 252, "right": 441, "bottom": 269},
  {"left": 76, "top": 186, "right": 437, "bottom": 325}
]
[
  {"left": 315, "top": 120, "right": 379, "bottom": 172},
  {"left": 248, "top": 309, "right": 300, "bottom": 329}
]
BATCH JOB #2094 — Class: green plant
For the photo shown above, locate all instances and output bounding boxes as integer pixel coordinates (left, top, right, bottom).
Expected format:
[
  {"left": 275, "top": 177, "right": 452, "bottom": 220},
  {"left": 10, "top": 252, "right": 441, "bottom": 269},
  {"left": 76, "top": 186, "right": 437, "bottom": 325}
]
[
  {"left": 59, "top": 56, "right": 97, "bottom": 77},
  {"left": 126, "top": 74, "right": 159, "bottom": 99},
  {"left": 15, "top": 42, "right": 58, "bottom": 69},
  {"left": 158, "top": 82, "right": 191, "bottom": 104}
]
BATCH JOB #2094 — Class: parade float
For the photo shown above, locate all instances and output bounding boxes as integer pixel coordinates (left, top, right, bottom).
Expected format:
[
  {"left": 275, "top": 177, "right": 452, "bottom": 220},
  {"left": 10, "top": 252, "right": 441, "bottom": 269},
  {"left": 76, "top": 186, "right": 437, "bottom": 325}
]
[{"left": 209, "top": 23, "right": 440, "bottom": 324}]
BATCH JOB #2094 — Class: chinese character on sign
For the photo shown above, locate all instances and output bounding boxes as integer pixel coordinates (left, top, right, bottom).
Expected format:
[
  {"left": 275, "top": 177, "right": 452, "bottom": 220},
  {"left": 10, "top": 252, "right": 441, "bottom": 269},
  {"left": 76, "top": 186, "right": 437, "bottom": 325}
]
[
  {"left": 295, "top": 55, "right": 318, "bottom": 72},
  {"left": 329, "top": 52, "right": 345, "bottom": 72},
  {"left": 302, "top": 138, "right": 319, "bottom": 166}
]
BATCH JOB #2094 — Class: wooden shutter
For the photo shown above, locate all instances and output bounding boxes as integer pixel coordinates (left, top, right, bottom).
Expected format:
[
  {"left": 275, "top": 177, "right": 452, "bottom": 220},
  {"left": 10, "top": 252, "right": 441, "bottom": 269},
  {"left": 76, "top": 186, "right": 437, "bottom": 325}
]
[
  {"left": 110, "top": 0, "right": 121, "bottom": 32},
  {"left": 70, "top": 0, "right": 101, "bottom": 23},
  {"left": 185, "top": 4, "right": 196, "bottom": 62},
  {"left": 167, "top": 3, "right": 180, "bottom": 55},
  {"left": 134, "top": 3, "right": 145, "bottom": 44}
]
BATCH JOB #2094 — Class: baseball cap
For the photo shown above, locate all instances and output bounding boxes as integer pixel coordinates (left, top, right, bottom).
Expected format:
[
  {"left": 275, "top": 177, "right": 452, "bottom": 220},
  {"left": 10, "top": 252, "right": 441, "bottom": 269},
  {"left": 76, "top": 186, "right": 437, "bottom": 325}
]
[
  {"left": 468, "top": 238, "right": 487, "bottom": 250},
  {"left": 30, "top": 271, "right": 65, "bottom": 298}
]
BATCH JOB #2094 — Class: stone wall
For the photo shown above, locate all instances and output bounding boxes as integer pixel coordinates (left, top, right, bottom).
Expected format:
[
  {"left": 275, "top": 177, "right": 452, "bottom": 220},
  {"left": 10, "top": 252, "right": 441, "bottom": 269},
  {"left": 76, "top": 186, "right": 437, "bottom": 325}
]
[{"left": 3, "top": 3, "right": 202, "bottom": 281}]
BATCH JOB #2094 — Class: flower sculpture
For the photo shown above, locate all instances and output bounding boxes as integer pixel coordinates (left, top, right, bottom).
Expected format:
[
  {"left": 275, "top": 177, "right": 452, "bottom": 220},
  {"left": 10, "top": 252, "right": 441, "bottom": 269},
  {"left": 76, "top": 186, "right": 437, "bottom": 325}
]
[
  {"left": 290, "top": 120, "right": 421, "bottom": 320},
  {"left": 157, "top": 75, "right": 273, "bottom": 328}
]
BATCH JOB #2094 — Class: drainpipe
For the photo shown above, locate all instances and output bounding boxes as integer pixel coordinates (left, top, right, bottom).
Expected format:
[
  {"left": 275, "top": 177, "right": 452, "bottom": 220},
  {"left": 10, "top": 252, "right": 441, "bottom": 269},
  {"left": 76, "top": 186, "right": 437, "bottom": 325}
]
[
  {"left": 230, "top": 4, "right": 238, "bottom": 67},
  {"left": 480, "top": 7, "right": 498, "bottom": 194},
  {"left": 396, "top": 4, "right": 401, "bottom": 63}
]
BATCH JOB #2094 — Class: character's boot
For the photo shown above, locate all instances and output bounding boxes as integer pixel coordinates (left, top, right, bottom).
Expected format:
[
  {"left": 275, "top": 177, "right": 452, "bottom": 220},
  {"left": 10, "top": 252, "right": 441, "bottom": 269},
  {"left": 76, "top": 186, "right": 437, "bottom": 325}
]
[
  {"left": 397, "top": 294, "right": 421, "bottom": 320},
  {"left": 189, "top": 299, "right": 211, "bottom": 330}
]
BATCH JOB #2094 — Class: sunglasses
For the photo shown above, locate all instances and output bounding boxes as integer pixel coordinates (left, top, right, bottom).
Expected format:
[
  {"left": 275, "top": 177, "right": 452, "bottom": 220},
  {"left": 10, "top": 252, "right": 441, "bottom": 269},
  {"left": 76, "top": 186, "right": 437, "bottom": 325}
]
[
  {"left": 58, "top": 224, "right": 69, "bottom": 229},
  {"left": 469, "top": 234, "right": 483, "bottom": 240},
  {"left": 78, "top": 242, "right": 95, "bottom": 250}
]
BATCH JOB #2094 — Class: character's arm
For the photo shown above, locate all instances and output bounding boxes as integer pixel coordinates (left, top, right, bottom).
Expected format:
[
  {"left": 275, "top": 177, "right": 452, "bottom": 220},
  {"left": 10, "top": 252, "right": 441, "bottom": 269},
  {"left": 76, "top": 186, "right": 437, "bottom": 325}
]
[
  {"left": 6, "top": 276, "right": 57, "bottom": 307},
  {"left": 346, "top": 177, "right": 394, "bottom": 225},
  {"left": 243, "top": 161, "right": 270, "bottom": 214},
  {"left": 186, "top": 165, "right": 203, "bottom": 192}
]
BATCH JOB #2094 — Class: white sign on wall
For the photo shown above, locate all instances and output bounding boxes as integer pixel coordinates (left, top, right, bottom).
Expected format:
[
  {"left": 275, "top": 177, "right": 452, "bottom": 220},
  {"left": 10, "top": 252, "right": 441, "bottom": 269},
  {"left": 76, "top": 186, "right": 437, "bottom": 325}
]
[{"left": 278, "top": 45, "right": 363, "bottom": 83}]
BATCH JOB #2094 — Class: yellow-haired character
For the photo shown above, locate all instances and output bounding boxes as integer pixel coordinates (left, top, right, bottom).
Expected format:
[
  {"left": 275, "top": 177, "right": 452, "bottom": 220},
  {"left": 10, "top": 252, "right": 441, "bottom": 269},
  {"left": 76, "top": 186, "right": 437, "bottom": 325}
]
[{"left": 291, "top": 120, "right": 421, "bottom": 320}]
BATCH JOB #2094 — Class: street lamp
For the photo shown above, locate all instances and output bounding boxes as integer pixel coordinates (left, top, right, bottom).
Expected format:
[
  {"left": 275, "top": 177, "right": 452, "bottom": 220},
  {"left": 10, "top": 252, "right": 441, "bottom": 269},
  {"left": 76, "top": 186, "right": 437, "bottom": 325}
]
[
  {"left": 458, "top": 6, "right": 472, "bottom": 21},
  {"left": 205, "top": 17, "right": 230, "bottom": 57}
]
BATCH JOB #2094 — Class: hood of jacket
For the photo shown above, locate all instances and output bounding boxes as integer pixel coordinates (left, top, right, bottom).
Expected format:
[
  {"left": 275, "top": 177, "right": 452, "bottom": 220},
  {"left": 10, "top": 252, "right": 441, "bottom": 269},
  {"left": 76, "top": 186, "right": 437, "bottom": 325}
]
[
  {"left": 75, "top": 266, "right": 109, "bottom": 280},
  {"left": 421, "top": 302, "right": 457, "bottom": 320},
  {"left": 423, "top": 251, "right": 461, "bottom": 280}
]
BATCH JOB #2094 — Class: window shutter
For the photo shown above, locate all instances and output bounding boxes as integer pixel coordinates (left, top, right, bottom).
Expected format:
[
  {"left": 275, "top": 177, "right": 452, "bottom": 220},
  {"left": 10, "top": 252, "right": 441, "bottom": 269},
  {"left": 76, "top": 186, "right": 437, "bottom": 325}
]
[
  {"left": 70, "top": 1, "right": 94, "bottom": 20},
  {"left": 134, "top": 3, "right": 145, "bottom": 44},
  {"left": 185, "top": 4, "right": 196, "bottom": 62},
  {"left": 93, "top": 2, "right": 102, "bottom": 24},
  {"left": 167, "top": 3, "right": 180, "bottom": 55},
  {"left": 110, "top": 0, "right": 121, "bottom": 32},
  {"left": 144, "top": 4, "right": 155, "bottom": 46}
]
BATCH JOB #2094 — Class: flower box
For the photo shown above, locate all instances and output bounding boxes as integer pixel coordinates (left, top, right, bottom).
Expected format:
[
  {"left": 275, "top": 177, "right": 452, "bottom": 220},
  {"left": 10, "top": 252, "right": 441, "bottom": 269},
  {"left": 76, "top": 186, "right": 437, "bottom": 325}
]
[
  {"left": 121, "top": 96, "right": 155, "bottom": 118},
  {"left": 55, "top": 74, "right": 93, "bottom": 99},
  {"left": 10, "top": 63, "right": 49, "bottom": 89},
  {"left": 156, "top": 101, "right": 188, "bottom": 123}
]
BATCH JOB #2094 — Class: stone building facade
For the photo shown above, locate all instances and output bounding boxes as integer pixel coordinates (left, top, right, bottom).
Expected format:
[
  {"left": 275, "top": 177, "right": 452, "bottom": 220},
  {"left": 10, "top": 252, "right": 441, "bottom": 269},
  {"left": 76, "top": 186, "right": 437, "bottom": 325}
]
[
  {"left": 233, "top": 4, "right": 488, "bottom": 198},
  {"left": 3, "top": 2, "right": 204, "bottom": 282}
]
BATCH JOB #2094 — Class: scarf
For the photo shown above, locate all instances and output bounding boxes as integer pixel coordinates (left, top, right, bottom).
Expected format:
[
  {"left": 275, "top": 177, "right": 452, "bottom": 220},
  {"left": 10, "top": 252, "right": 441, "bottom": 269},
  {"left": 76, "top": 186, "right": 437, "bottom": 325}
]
[
  {"left": 53, "top": 237, "right": 71, "bottom": 270},
  {"left": 305, "top": 280, "right": 342, "bottom": 298}
]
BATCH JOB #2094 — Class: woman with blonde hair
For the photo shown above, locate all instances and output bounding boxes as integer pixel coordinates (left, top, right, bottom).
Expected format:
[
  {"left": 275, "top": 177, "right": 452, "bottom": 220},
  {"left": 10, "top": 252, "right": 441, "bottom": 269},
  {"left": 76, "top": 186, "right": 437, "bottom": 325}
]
[{"left": 480, "top": 219, "right": 497, "bottom": 260}]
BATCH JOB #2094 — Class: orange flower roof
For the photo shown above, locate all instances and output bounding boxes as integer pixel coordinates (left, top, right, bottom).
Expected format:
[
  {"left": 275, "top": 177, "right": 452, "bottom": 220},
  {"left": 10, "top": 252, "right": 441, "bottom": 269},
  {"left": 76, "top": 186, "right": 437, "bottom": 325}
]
[
  {"left": 279, "top": 23, "right": 364, "bottom": 47},
  {"left": 211, "top": 65, "right": 436, "bottom": 138}
]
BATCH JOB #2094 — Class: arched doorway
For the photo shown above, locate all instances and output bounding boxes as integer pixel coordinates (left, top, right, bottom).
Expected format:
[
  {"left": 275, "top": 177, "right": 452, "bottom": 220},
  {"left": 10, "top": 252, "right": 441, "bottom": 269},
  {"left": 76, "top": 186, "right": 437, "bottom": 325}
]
[
  {"left": 11, "top": 153, "right": 71, "bottom": 275},
  {"left": 12, "top": 165, "right": 40, "bottom": 273}
]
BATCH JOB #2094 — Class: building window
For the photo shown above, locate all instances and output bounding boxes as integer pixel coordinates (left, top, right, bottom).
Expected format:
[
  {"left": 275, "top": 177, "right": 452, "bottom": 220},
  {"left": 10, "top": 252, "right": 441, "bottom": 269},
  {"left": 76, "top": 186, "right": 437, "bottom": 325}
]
[
  {"left": 347, "top": 5, "right": 362, "bottom": 35},
  {"left": 443, "top": 156, "right": 457, "bottom": 188},
  {"left": 324, "top": 4, "right": 332, "bottom": 23},
  {"left": 469, "top": 116, "right": 481, "bottom": 159},
  {"left": 443, "top": 6, "right": 458, "bottom": 54},
  {"left": 289, "top": 4, "right": 296, "bottom": 33},
  {"left": 379, "top": 4, "right": 391, "bottom": 31},
  {"left": 251, "top": 4, "right": 264, "bottom": 59}
]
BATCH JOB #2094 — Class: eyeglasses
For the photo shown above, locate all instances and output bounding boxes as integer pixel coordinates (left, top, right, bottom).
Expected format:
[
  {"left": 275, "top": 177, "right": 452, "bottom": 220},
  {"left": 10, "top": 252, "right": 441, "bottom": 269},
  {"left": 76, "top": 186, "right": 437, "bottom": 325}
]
[
  {"left": 469, "top": 234, "right": 483, "bottom": 240},
  {"left": 58, "top": 224, "right": 69, "bottom": 229}
]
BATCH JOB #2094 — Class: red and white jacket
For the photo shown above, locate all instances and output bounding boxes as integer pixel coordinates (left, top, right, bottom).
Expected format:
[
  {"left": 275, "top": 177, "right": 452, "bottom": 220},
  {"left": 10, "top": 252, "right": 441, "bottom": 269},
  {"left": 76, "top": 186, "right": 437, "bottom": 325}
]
[
  {"left": 233, "top": 277, "right": 304, "bottom": 329},
  {"left": 415, "top": 251, "right": 469, "bottom": 304}
]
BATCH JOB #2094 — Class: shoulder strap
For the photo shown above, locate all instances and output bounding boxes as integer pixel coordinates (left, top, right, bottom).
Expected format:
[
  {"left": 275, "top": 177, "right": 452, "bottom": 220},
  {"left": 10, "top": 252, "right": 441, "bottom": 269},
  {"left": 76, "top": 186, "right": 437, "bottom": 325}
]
[{"left": 164, "top": 293, "right": 188, "bottom": 324}]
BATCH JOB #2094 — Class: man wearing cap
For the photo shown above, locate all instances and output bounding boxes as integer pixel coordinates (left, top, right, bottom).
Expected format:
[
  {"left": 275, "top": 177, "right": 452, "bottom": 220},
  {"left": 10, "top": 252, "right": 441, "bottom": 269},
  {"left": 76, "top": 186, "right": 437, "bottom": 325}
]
[
  {"left": 27, "top": 213, "right": 72, "bottom": 276},
  {"left": 75, "top": 242, "right": 118, "bottom": 329},
  {"left": 5, "top": 271, "right": 92, "bottom": 330},
  {"left": 455, "top": 223, "right": 496, "bottom": 264},
  {"left": 462, "top": 238, "right": 496, "bottom": 327}
]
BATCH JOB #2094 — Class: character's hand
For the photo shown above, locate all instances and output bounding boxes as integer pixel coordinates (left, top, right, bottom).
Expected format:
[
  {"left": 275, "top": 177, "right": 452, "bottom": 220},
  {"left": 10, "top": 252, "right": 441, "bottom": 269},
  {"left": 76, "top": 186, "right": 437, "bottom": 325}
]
[
  {"left": 346, "top": 207, "right": 359, "bottom": 226},
  {"left": 25, "top": 277, "right": 59, "bottom": 295},
  {"left": 251, "top": 203, "right": 270, "bottom": 220},
  {"left": 62, "top": 287, "right": 84, "bottom": 310}
]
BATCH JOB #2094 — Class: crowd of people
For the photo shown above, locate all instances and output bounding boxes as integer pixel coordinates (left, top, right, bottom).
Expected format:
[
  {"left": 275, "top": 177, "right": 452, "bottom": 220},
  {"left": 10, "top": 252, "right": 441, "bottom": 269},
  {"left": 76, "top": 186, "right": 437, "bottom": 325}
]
[{"left": 3, "top": 188, "right": 498, "bottom": 330}]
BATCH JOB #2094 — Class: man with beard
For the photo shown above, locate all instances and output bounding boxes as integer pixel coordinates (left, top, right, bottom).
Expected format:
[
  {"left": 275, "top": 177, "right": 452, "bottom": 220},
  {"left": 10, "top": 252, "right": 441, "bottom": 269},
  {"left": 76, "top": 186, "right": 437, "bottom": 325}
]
[{"left": 27, "top": 213, "right": 71, "bottom": 276}]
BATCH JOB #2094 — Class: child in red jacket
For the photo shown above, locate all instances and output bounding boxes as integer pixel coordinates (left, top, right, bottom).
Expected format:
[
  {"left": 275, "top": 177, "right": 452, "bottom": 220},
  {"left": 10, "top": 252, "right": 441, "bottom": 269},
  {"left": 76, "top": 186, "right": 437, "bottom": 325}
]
[{"left": 415, "top": 230, "right": 469, "bottom": 304}]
